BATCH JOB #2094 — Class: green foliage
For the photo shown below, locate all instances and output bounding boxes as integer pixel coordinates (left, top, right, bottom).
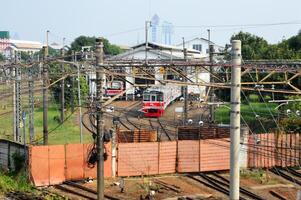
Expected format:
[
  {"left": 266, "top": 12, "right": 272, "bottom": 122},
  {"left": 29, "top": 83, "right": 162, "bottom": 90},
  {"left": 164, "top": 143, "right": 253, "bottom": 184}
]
[
  {"left": 12, "top": 152, "right": 25, "bottom": 173},
  {"left": 0, "top": 170, "right": 33, "bottom": 194},
  {"left": 240, "top": 169, "right": 282, "bottom": 185},
  {"left": 70, "top": 36, "right": 123, "bottom": 55},
  {"left": 280, "top": 117, "right": 301, "bottom": 133},
  {"left": 231, "top": 31, "right": 269, "bottom": 60},
  {"left": 230, "top": 31, "right": 301, "bottom": 60},
  {"left": 283, "top": 95, "right": 301, "bottom": 112},
  {"left": 215, "top": 102, "right": 278, "bottom": 133},
  {"left": 264, "top": 95, "right": 272, "bottom": 101},
  {"left": 0, "top": 53, "right": 4, "bottom": 61},
  {"left": 249, "top": 94, "right": 259, "bottom": 102}
]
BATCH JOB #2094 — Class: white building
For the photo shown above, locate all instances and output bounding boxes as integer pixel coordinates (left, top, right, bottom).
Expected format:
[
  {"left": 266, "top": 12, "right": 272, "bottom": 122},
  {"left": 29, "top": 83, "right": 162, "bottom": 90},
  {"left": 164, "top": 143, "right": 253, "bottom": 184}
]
[
  {"left": 113, "top": 41, "right": 206, "bottom": 60},
  {"left": 176, "top": 37, "right": 224, "bottom": 58},
  {"left": 2, "top": 39, "right": 43, "bottom": 57},
  {"left": 109, "top": 42, "right": 210, "bottom": 100}
]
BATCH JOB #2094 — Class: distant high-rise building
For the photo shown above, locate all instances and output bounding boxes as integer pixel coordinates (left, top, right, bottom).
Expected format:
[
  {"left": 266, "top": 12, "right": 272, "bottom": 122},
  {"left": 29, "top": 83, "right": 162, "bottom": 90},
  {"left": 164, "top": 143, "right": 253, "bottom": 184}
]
[
  {"left": 150, "top": 14, "right": 174, "bottom": 45},
  {"left": 151, "top": 14, "right": 160, "bottom": 43},
  {"left": 162, "top": 21, "right": 174, "bottom": 45}
]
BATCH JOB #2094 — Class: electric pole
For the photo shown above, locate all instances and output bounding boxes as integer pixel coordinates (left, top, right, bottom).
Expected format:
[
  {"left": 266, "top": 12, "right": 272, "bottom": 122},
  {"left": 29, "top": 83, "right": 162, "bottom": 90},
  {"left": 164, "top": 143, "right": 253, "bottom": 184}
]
[
  {"left": 14, "top": 52, "right": 22, "bottom": 142},
  {"left": 76, "top": 54, "right": 83, "bottom": 143},
  {"left": 60, "top": 48, "right": 65, "bottom": 123},
  {"left": 45, "top": 30, "right": 49, "bottom": 57},
  {"left": 207, "top": 29, "right": 215, "bottom": 123},
  {"left": 28, "top": 67, "right": 34, "bottom": 143},
  {"left": 145, "top": 21, "right": 150, "bottom": 64},
  {"left": 42, "top": 46, "right": 48, "bottom": 145},
  {"left": 182, "top": 37, "right": 188, "bottom": 125},
  {"left": 95, "top": 37, "right": 105, "bottom": 200},
  {"left": 71, "top": 51, "right": 75, "bottom": 113},
  {"left": 209, "top": 44, "right": 215, "bottom": 123},
  {"left": 230, "top": 40, "right": 241, "bottom": 200}
]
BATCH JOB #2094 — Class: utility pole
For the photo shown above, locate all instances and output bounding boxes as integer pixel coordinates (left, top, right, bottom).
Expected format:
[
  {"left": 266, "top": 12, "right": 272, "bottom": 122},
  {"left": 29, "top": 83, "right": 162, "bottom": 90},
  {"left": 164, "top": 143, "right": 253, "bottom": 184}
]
[
  {"left": 14, "top": 53, "right": 22, "bottom": 142},
  {"left": 76, "top": 54, "right": 83, "bottom": 143},
  {"left": 207, "top": 29, "right": 215, "bottom": 123},
  {"left": 45, "top": 30, "right": 49, "bottom": 57},
  {"left": 95, "top": 37, "right": 105, "bottom": 200},
  {"left": 42, "top": 46, "right": 48, "bottom": 145},
  {"left": 60, "top": 47, "right": 65, "bottom": 123},
  {"left": 209, "top": 44, "right": 215, "bottom": 123},
  {"left": 230, "top": 40, "right": 241, "bottom": 200},
  {"left": 182, "top": 37, "right": 188, "bottom": 125},
  {"left": 145, "top": 21, "right": 150, "bottom": 64},
  {"left": 28, "top": 67, "right": 34, "bottom": 143},
  {"left": 71, "top": 51, "right": 75, "bottom": 113}
]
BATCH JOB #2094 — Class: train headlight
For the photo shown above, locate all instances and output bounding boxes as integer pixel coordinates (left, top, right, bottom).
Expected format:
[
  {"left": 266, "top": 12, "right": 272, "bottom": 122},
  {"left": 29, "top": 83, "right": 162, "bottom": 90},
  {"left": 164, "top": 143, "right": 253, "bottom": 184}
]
[
  {"left": 199, "top": 121, "right": 204, "bottom": 126},
  {"left": 188, "top": 119, "right": 193, "bottom": 124}
]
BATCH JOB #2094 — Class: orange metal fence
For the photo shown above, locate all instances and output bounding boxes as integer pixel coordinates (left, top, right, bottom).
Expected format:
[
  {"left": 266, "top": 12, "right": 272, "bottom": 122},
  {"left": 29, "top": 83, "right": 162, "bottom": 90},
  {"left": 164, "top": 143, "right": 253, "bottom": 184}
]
[
  {"left": 29, "top": 143, "right": 111, "bottom": 186},
  {"left": 28, "top": 133, "right": 301, "bottom": 186},
  {"left": 248, "top": 133, "right": 301, "bottom": 168}
]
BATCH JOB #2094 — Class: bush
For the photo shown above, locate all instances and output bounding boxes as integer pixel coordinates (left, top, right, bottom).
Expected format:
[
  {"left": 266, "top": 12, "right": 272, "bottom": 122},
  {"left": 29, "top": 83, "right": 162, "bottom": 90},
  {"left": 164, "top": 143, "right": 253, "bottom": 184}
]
[
  {"left": 12, "top": 152, "right": 25, "bottom": 173},
  {"left": 264, "top": 95, "right": 272, "bottom": 101},
  {"left": 280, "top": 117, "right": 301, "bottom": 133},
  {"left": 249, "top": 94, "right": 259, "bottom": 102}
]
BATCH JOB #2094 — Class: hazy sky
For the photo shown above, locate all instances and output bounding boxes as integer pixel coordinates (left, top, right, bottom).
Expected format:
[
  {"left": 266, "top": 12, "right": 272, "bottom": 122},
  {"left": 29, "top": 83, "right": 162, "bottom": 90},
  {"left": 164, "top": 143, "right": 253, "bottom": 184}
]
[{"left": 1, "top": 0, "right": 301, "bottom": 46}]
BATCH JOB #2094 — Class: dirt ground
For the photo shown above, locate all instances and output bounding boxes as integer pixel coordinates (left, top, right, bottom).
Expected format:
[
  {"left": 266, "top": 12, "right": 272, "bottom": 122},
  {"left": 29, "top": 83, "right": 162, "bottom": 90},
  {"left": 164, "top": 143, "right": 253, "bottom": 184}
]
[{"left": 48, "top": 171, "right": 301, "bottom": 200}]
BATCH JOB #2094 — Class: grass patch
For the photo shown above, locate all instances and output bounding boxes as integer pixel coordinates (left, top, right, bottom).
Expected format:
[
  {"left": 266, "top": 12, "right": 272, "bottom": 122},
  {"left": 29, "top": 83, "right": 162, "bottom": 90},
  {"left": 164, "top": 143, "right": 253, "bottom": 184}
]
[
  {"left": 215, "top": 102, "right": 278, "bottom": 132},
  {"left": 0, "top": 170, "right": 34, "bottom": 194},
  {"left": 240, "top": 169, "right": 281, "bottom": 185},
  {"left": 0, "top": 99, "right": 92, "bottom": 145}
]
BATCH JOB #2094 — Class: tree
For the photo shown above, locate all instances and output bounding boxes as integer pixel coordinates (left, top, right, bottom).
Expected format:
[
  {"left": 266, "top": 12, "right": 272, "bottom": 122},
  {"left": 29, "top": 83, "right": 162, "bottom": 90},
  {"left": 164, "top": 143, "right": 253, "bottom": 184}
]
[
  {"left": 70, "top": 36, "right": 123, "bottom": 55},
  {"left": 0, "top": 53, "right": 4, "bottom": 61},
  {"left": 49, "top": 63, "right": 89, "bottom": 110},
  {"left": 231, "top": 31, "right": 269, "bottom": 60}
]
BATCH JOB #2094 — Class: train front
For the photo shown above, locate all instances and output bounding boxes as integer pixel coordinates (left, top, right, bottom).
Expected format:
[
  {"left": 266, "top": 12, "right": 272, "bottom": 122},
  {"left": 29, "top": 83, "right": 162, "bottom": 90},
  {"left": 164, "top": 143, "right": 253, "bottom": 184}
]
[{"left": 142, "top": 89, "right": 164, "bottom": 117}]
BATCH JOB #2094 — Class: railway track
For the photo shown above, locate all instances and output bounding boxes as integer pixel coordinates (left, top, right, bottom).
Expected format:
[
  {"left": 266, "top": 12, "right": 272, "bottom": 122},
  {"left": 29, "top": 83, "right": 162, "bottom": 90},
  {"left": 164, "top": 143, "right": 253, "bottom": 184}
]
[
  {"left": 54, "top": 181, "right": 119, "bottom": 200},
  {"left": 0, "top": 87, "right": 43, "bottom": 100},
  {"left": 270, "top": 167, "right": 301, "bottom": 186},
  {"left": 187, "top": 173, "right": 264, "bottom": 200}
]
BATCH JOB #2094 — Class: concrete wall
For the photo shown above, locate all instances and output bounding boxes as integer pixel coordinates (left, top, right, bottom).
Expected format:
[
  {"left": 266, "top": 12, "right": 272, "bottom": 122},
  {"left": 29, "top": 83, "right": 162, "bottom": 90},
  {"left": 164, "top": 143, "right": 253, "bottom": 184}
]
[{"left": 0, "top": 139, "right": 26, "bottom": 171}]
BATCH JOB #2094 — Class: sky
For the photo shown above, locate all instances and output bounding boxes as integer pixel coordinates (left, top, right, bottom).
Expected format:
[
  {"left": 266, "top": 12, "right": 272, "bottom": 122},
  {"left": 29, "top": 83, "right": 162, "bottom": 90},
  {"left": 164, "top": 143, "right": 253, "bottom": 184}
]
[{"left": 1, "top": 0, "right": 301, "bottom": 47}]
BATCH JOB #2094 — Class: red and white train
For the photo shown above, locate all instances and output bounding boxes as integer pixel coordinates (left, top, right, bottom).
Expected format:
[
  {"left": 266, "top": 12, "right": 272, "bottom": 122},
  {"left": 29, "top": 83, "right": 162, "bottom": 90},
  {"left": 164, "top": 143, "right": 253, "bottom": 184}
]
[
  {"left": 142, "top": 84, "right": 181, "bottom": 117},
  {"left": 105, "top": 80, "right": 124, "bottom": 97}
]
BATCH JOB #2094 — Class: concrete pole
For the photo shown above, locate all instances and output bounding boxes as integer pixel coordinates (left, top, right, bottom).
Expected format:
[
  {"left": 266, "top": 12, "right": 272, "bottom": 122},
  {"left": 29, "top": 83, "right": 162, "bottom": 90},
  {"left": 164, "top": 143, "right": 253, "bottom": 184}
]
[
  {"left": 209, "top": 44, "right": 215, "bottom": 123},
  {"left": 76, "top": 55, "right": 83, "bottom": 143},
  {"left": 230, "top": 40, "right": 241, "bottom": 200},
  {"left": 95, "top": 38, "right": 105, "bottom": 200},
  {"left": 111, "top": 125, "right": 117, "bottom": 177},
  {"left": 145, "top": 21, "right": 150, "bottom": 64},
  {"left": 42, "top": 47, "right": 48, "bottom": 145},
  {"left": 60, "top": 48, "right": 65, "bottom": 123},
  {"left": 46, "top": 30, "right": 49, "bottom": 57},
  {"left": 28, "top": 68, "right": 35, "bottom": 143},
  {"left": 182, "top": 37, "right": 188, "bottom": 125}
]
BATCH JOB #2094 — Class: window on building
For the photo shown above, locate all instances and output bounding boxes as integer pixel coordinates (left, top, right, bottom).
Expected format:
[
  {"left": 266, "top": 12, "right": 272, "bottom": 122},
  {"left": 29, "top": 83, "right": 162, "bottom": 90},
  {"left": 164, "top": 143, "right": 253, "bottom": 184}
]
[{"left": 192, "top": 44, "right": 202, "bottom": 51}]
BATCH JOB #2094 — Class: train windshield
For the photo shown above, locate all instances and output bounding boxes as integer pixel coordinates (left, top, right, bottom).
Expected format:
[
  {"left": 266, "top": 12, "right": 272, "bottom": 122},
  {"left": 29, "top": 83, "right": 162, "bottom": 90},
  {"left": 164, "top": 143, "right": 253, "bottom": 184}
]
[
  {"left": 143, "top": 93, "right": 150, "bottom": 101},
  {"left": 143, "top": 91, "right": 163, "bottom": 102},
  {"left": 111, "top": 81, "right": 122, "bottom": 89}
]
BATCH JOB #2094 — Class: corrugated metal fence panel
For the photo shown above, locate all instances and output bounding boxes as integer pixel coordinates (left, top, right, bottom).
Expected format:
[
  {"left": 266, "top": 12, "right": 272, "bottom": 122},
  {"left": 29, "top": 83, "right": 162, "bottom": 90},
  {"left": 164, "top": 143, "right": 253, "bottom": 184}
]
[
  {"left": 178, "top": 141, "right": 199, "bottom": 172},
  {"left": 48, "top": 145, "right": 65, "bottom": 185},
  {"left": 29, "top": 146, "right": 50, "bottom": 186},
  {"left": 29, "top": 143, "right": 112, "bottom": 186},
  {"left": 158, "top": 141, "right": 176, "bottom": 174},
  {"left": 200, "top": 139, "right": 230, "bottom": 171},
  {"left": 0, "top": 141, "right": 8, "bottom": 169},
  {"left": 117, "top": 142, "right": 159, "bottom": 176},
  {"left": 65, "top": 144, "right": 84, "bottom": 180}
]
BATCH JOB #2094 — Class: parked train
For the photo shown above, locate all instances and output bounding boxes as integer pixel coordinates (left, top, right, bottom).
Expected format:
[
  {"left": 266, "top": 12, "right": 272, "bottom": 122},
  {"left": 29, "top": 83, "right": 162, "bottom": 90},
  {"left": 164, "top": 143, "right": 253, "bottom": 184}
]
[
  {"left": 142, "top": 84, "right": 182, "bottom": 117},
  {"left": 105, "top": 80, "right": 124, "bottom": 97}
]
